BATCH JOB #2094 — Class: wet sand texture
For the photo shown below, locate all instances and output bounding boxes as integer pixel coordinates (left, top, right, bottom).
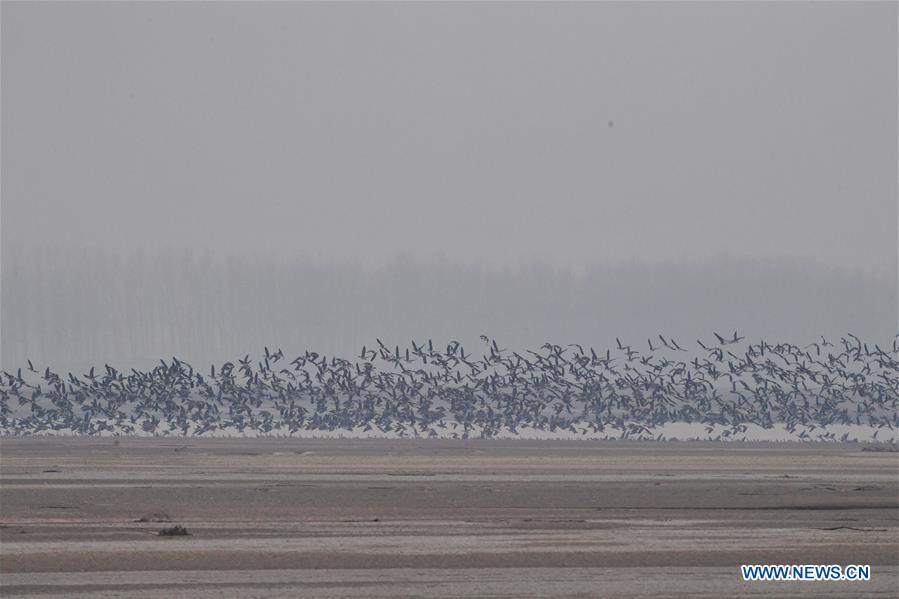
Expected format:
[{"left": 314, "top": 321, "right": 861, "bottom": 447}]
[{"left": 1, "top": 438, "right": 897, "bottom": 597}]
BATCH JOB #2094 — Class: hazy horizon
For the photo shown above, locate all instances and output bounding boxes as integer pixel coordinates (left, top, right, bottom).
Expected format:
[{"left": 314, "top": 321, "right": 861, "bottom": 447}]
[{"left": 2, "top": 243, "right": 894, "bottom": 372}]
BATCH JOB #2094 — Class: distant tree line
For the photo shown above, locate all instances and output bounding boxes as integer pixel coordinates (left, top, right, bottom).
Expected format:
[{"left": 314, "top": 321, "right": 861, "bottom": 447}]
[{"left": 1, "top": 244, "right": 894, "bottom": 372}]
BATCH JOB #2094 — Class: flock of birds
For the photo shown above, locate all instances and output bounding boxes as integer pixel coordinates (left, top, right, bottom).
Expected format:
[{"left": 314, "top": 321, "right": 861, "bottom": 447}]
[{"left": 1, "top": 332, "right": 897, "bottom": 440}]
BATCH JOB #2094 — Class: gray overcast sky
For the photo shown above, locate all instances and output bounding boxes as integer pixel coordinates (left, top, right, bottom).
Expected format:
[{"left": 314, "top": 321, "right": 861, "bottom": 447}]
[{"left": 3, "top": 1, "right": 896, "bottom": 274}]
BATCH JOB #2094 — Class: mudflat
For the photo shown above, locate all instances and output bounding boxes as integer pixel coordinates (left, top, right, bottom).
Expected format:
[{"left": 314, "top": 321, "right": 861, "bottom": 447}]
[{"left": 1, "top": 438, "right": 897, "bottom": 598}]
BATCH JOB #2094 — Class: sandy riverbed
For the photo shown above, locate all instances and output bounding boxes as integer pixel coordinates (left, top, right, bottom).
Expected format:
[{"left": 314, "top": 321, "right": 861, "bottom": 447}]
[{"left": 1, "top": 438, "right": 897, "bottom": 597}]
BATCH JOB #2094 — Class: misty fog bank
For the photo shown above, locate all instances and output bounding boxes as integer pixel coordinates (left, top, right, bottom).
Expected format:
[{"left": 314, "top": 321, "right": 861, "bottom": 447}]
[{"left": 2, "top": 245, "right": 895, "bottom": 372}]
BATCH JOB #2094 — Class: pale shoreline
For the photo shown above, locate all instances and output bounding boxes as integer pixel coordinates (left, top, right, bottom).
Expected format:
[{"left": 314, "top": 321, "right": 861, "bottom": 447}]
[{"left": 3, "top": 421, "right": 896, "bottom": 443}]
